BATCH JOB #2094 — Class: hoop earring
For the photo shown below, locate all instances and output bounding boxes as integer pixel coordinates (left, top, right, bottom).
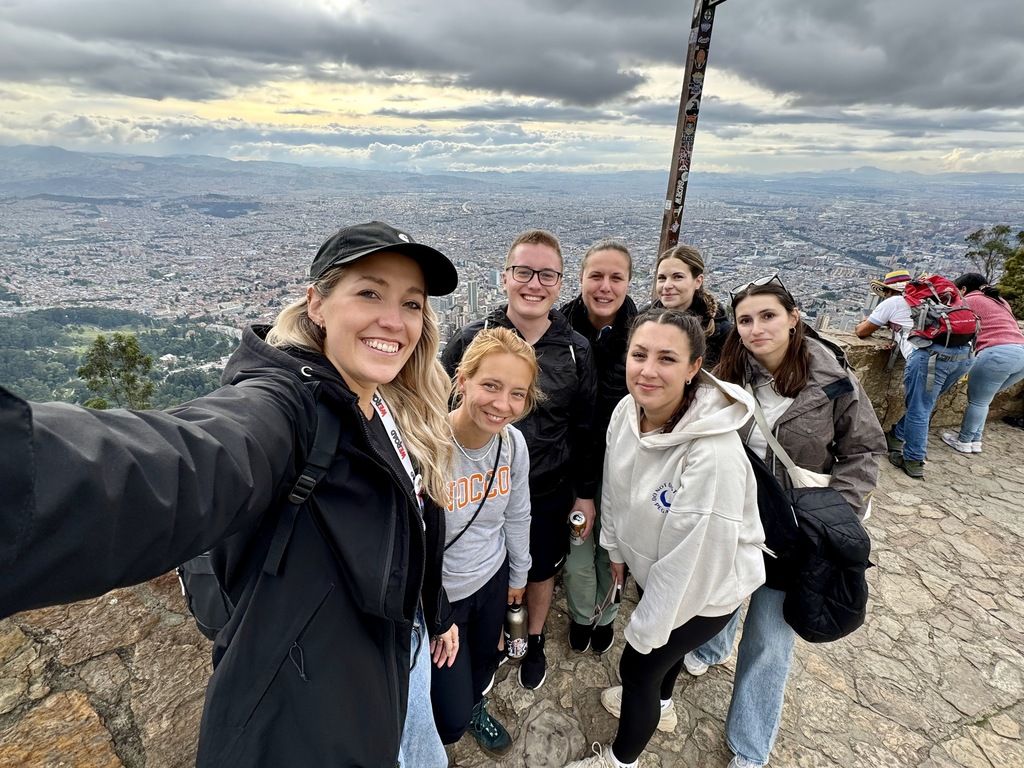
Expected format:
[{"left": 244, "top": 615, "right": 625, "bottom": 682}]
[
  {"left": 789, "top": 327, "right": 796, "bottom": 337},
  {"left": 685, "top": 378, "right": 692, "bottom": 385}
]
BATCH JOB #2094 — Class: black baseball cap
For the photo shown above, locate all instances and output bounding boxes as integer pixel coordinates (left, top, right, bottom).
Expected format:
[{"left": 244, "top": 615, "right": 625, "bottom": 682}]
[{"left": 310, "top": 221, "right": 458, "bottom": 296}]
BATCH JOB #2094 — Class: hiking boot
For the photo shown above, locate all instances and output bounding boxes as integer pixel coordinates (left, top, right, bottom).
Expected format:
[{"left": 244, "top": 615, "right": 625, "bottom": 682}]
[
  {"left": 889, "top": 452, "right": 925, "bottom": 479},
  {"left": 469, "top": 698, "right": 511, "bottom": 756},
  {"left": 564, "top": 742, "right": 617, "bottom": 768},
  {"left": 518, "top": 633, "right": 547, "bottom": 689},
  {"left": 683, "top": 651, "right": 710, "bottom": 676},
  {"left": 1003, "top": 415, "right": 1024, "bottom": 430},
  {"left": 941, "top": 431, "right": 973, "bottom": 454},
  {"left": 591, "top": 622, "right": 614, "bottom": 655},
  {"left": 600, "top": 685, "right": 677, "bottom": 732},
  {"left": 568, "top": 620, "right": 592, "bottom": 653},
  {"left": 884, "top": 427, "right": 904, "bottom": 453}
]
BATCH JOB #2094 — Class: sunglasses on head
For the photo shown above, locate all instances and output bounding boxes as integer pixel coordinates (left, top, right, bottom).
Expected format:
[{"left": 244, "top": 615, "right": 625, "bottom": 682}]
[{"left": 729, "top": 274, "right": 793, "bottom": 303}]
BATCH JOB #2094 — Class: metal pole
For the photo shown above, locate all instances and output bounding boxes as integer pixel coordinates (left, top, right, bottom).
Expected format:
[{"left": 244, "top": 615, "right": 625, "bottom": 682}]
[{"left": 658, "top": 0, "right": 728, "bottom": 255}]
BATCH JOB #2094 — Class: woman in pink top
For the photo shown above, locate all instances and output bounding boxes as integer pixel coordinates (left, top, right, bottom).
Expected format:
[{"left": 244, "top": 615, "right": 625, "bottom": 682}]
[{"left": 943, "top": 273, "right": 1024, "bottom": 453}]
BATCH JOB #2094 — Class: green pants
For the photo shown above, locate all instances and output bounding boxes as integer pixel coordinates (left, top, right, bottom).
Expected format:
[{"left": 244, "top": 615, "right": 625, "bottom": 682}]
[{"left": 563, "top": 493, "right": 618, "bottom": 627}]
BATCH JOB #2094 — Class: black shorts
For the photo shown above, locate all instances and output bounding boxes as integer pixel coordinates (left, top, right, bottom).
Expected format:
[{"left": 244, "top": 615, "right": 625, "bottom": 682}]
[{"left": 527, "top": 482, "right": 575, "bottom": 582}]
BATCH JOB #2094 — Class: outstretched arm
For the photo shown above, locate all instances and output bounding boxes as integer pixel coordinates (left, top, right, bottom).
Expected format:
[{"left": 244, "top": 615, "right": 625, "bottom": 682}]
[{"left": 0, "top": 377, "right": 314, "bottom": 619}]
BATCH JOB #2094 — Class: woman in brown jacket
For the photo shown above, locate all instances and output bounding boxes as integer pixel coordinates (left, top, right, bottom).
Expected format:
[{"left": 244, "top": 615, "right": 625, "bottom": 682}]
[{"left": 684, "top": 276, "right": 885, "bottom": 768}]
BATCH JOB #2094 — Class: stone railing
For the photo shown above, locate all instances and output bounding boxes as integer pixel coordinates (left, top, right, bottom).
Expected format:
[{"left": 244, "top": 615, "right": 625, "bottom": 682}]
[{"left": 1, "top": 334, "right": 1021, "bottom": 767}]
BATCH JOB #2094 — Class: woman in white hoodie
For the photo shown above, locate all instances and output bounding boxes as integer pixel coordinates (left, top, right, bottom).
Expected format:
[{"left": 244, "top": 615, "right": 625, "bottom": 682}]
[{"left": 565, "top": 308, "right": 766, "bottom": 768}]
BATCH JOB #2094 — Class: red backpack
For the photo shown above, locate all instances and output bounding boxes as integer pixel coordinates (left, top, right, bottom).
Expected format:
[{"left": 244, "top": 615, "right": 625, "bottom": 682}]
[{"left": 902, "top": 275, "right": 979, "bottom": 349}]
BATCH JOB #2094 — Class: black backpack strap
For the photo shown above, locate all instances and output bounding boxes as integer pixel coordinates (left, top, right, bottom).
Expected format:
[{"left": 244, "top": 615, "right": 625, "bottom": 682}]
[
  {"left": 263, "top": 399, "right": 342, "bottom": 576},
  {"left": 445, "top": 434, "right": 502, "bottom": 552}
]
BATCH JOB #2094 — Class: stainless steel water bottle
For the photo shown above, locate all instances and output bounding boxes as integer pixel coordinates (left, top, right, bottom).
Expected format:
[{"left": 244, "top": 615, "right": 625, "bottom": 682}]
[{"left": 504, "top": 603, "right": 528, "bottom": 659}]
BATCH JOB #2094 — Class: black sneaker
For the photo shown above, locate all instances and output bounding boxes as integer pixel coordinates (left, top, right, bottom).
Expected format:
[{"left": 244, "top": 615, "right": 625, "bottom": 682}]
[
  {"left": 469, "top": 697, "right": 512, "bottom": 756},
  {"left": 518, "top": 633, "right": 547, "bottom": 690},
  {"left": 591, "top": 622, "right": 614, "bottom": 654},
  {"left": 568, "top": 620, "right": 592, "bottom": 653}
]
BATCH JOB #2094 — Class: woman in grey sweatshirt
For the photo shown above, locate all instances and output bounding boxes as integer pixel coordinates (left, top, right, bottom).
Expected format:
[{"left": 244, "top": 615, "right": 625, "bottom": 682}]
[{"left": 430, "top": 328, "right": 539, "bottom": 756}]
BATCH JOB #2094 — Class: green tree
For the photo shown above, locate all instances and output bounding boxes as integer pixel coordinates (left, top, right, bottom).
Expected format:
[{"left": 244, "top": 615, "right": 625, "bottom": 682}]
[
  {"left": 77, "top": 332, "right": 155, "bottom": 409},
  {"left": 997, "top": 231, "right": 1024, "bottom": 318},
  {"left": 965, "top": 225, "right": 1022, "bottom": 282}
]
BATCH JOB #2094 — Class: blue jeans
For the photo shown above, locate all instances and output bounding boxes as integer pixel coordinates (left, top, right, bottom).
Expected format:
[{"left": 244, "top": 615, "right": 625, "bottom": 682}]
[
  {"left": 959, "top": 344, "right": 1024, "bottom": 443},
  {"left": 892, "top": 343, "right": 974, "bottom": 461},
  {"left": 690, "top": 586, "right": 794, "bottom": 767},
  {"left": 399, "top": 611, "right": 448, "bottom": 768}
]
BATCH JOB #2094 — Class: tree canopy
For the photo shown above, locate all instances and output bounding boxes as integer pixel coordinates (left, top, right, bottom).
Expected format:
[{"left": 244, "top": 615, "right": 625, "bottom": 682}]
[
  {"left": 965, "top": 225, "right": 1022, "bottom": 283},
  {"left": 77, "top": 332, "right": 155, "bottom": 409}
]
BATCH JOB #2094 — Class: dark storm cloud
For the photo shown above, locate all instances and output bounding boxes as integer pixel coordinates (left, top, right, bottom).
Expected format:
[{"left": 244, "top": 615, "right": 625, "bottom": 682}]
[
  {"left": 705, "top": 0, "right": 1024, "bottom": 111},
  {"left": 2, "top": 0, "right": 1021, "bottom": 117}
]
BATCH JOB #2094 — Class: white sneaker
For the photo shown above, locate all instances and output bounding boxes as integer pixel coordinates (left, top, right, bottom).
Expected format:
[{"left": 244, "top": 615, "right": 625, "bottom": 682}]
[
  {"left": 564, "top": 742, "right": 616, "bottom": 768},
  {"left": 727, "top": 756, "right": 764, "bottom": 768},
  {"left": 971, "top": 441, "right": 983, "bottom": 453},
  {"left": 941, "top": 431, "right": 973, "bottom": 454},
  {"left": 683, "top": 651, "right": 710, "bottom": 676},
  {"left": 600, "top": 686, "right": 677, "bottom": 732}
]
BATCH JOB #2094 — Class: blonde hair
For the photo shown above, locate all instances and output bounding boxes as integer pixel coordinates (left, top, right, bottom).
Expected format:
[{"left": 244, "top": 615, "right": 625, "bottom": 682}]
[
  {"left": 267, "top": 266, "right": 452, "bottom": 504},
  {"left": 453, "top": 328, "right": 543, "bottom": 419},
  {"left": 505, "top": 229, "right": 563, "bottom": 270}
]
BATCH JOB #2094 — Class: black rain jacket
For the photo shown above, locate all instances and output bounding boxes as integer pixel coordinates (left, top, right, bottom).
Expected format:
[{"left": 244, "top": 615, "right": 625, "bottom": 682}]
[
  {"left": 0, "top": 325, "right": 453, "bottom": 767},
  {"left": 559, "top": 294, "right": 638, "bottom": 469},
  {"left": 441, "top": 307, "right": 598, "bottom": 500}
]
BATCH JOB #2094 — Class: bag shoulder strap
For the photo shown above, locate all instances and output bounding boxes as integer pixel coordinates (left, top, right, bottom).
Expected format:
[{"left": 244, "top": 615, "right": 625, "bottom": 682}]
[
  {"left": 445, "top": 434, "right": 503, "bottom": 552},
  {"left": 263, "top": 399, "right": 342, "bottom": 575},
  {"left": 751, "top": 397, "right": 799, "bottom": 474}
]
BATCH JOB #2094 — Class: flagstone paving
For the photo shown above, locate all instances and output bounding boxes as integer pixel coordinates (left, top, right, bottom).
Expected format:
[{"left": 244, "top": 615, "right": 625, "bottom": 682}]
[{"left": 449, "top": 421, "right": 1024, "bottom": 768}]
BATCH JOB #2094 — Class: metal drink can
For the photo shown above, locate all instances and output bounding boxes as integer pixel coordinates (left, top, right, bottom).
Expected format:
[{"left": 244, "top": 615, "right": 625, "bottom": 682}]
[{"left": 568, "top": 509, "right": 587, "bottom": 546}]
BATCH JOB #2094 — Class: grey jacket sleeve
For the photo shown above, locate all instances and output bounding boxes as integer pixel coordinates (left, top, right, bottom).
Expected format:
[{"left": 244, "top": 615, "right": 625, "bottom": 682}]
[
  {"left": 0, "top": 377, "right": 314, "bottom": 619},
  {"left": 504, "top": 427, "right": 533, "bottom": 589},
  {"left": 830, "top": 376, "right": 886, "bottom": 517}
]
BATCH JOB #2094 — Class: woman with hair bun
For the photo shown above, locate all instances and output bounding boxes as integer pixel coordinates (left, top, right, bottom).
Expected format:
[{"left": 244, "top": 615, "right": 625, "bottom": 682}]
[
  {"left": 649, "top": 244, "right": 732, "bottom": 367},
  {"left": 942, "top": 273, "right": 1024, "bottom": 453}
]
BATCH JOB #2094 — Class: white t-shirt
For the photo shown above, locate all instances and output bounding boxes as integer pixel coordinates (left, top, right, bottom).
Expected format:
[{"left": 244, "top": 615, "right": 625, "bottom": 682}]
[
  {"left": 868, "top": 295, "right": 915, "bottom": 359},
  {"left": 746, "top": 380, "right": 795, "bottom": 462}
]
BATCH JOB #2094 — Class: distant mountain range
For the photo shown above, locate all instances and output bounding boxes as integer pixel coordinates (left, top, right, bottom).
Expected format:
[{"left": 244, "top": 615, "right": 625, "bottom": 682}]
[{"left": 2, "top": 144, "right": 1022, "bottom": 200}]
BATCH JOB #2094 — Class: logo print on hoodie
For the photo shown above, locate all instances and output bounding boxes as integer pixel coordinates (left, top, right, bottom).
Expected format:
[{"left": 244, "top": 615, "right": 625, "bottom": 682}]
[{"left": 651, "top": 482, "right": 675, "bottom": 514}]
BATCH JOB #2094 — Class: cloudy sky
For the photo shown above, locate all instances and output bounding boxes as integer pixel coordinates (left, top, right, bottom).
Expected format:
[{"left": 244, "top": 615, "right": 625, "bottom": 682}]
[{"left": 1, "top": 0, "right": 1022, "bottom": 174}]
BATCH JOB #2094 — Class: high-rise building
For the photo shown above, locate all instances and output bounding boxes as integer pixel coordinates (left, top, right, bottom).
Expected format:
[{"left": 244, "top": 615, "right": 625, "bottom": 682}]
[{"left": 467, "top": 280, "right": 479, "bottom": 315}]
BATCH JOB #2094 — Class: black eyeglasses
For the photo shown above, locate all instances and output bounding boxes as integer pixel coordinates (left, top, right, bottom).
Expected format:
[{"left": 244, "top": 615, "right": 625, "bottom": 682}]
[
  {"left": 729, "top": 274, "right": 792, "bottom": 302},
  {"left": 506, "top": 265, "right": 562, "bottom": 287}
]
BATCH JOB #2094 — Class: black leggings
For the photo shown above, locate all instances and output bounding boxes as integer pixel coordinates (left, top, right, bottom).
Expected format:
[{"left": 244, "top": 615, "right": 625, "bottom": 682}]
[
  {"left": 613, "top": 611, "right": 736, "bottom": 763},
  {"left": 430, "top": 560, "right": 509, "bottom": 744}
]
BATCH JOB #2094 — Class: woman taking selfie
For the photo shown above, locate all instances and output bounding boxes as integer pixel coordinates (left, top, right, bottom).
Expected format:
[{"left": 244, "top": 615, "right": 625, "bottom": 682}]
[
  {"left": 0, "top": 221, "right": 459, "bottom": 768},
  {"left": 565, "top": 309, "right": 766, "bottom": 768},
  {"left": 685, "top": 276, "right": 884, "bottom": 768},
  {"left": 431, "top": 328, "right": 538, "bottom": 756}
]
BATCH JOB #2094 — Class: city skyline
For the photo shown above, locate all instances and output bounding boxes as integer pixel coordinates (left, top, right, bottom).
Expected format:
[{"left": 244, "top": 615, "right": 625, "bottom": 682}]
[{"left": 2, "top": 0, "right": 1023, "bottom": 175}]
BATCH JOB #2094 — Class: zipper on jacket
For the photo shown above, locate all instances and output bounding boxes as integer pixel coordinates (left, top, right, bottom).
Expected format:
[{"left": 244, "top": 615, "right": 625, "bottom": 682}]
[{"left": 354, "top": 411, "right": 423, "bottom": 617}]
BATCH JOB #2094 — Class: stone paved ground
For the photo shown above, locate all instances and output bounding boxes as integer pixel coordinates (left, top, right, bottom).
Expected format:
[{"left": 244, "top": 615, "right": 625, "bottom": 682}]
[{"left": 450, "top": 421, "right": 1024, "bottom": 768}]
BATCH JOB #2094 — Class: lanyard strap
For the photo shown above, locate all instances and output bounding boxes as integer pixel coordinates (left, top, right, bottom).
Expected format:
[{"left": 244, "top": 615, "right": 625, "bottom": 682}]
[{"left": 371, "top": 390, "right": 424, "bottom": 510}]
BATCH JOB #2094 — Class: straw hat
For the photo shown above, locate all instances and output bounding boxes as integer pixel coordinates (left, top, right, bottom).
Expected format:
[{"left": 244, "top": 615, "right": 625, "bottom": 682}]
[{"left": 869, "top": 269, "right": 911, "bottom": 298}]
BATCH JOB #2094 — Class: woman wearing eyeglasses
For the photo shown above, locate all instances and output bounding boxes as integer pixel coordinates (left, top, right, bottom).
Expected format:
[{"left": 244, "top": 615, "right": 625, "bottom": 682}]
[
  {"left": 648, "top": 244, "right": 731, "bottom": 367},
  {"left": 685, "top": 276, "right": 884, "bottom": 768},
  {"left": 442, "top": 229, "right": 598, "bottom": 692},
  {"left": 564, "top": 308, "right": 765, "bottom": 768}
]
